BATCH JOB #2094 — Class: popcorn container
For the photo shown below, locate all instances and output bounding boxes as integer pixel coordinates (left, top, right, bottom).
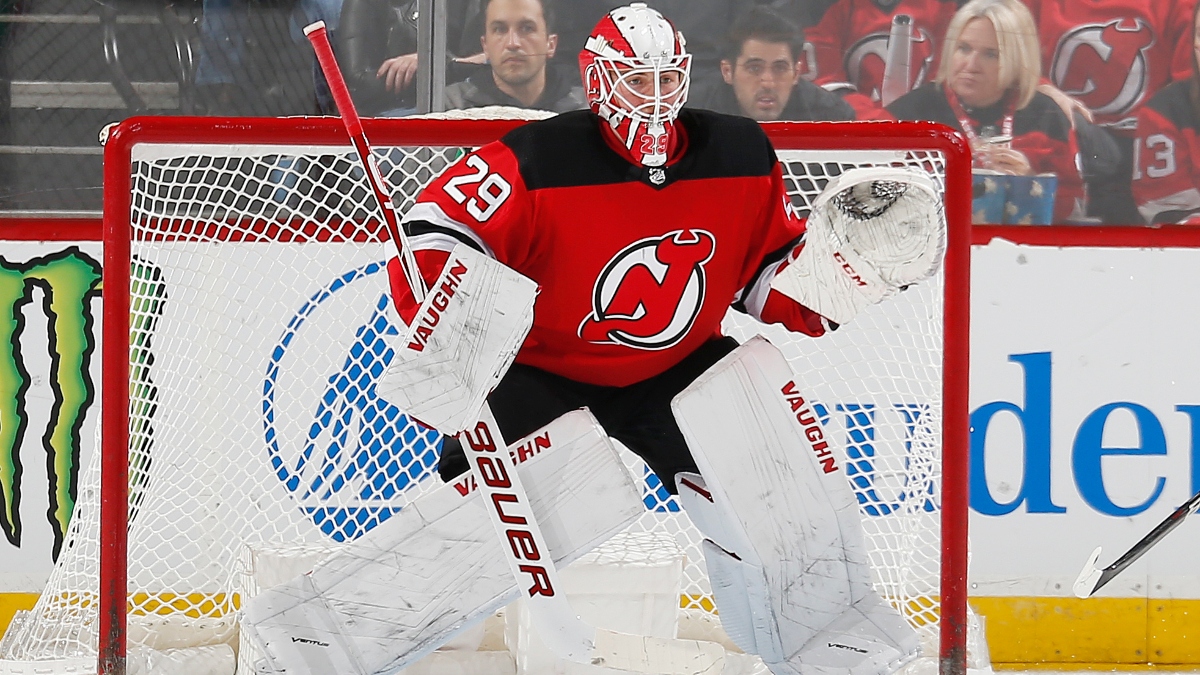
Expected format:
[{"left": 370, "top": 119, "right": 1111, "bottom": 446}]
[
  {"left": 1004, "top": 173, "right": 1058, "bottom": 225},
  {"left": 972, "top": 171, "right": 1007, "bottom": 224}
]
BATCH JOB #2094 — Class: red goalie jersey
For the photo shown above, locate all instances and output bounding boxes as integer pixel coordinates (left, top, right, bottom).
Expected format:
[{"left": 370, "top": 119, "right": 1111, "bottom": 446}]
[
  {"left": 387, "top": 109, "right": 829, "bottom": 388},
  {"left": 1021, "top": 0, "right": 1197, "bottom": 130}
]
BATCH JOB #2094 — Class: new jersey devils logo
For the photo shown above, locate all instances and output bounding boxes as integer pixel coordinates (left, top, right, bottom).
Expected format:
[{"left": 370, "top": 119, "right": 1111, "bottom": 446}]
[
  {"left": 844, "top": 27, "right": 936, "bottom": 100},
  {"left": 1050, "top": 19, "right": 1155, "bottom": 117},
  {"left": 578, "top": 229, "right": 715, "bottom": 350}
]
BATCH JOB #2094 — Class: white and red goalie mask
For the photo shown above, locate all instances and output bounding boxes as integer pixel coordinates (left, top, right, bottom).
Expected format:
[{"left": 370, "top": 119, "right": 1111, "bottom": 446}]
[{"left": 579, "top": 3, "right": 691, "bottom": 167}]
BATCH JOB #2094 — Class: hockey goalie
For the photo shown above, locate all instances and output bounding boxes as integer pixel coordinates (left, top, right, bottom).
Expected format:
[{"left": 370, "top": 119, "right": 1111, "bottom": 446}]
[{"left": 244, "top": 4, "right": 947, "bottom": 675}]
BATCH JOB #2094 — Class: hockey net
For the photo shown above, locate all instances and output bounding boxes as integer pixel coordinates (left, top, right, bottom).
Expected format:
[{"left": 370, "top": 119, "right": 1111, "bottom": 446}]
[{"left": 0, "top": 114, "right": 972, "bottom": 674}]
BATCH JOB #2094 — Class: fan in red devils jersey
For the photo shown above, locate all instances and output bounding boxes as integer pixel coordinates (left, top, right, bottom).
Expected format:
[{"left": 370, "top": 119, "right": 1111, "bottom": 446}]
[
  {"left": 1022, "top": 0, "right": 1196, "bottom": 224},
  {"left": 1132, "top": 1, "right": 1200, "bottom": 225},
  {"left": 803, "top": 0, "right": 957, "bottom": 119},
  {"left": 1022, "top": 0, "right": 1197, "bottom": 131},
  {"left": 887, "top": 0, "right": 1084, "bottom": 222},
  {"left": 388, "top": 2, "right": 835, "bottom": 491}
]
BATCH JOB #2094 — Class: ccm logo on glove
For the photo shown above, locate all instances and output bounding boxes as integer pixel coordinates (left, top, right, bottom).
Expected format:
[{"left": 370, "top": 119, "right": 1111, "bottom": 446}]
[{"left": 833, "top": 252, "right": 869, "bottom": 288}]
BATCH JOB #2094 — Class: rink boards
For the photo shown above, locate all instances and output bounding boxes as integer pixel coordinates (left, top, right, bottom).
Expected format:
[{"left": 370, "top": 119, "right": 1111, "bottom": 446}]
[{"left": 4, "top": 226, "right": 1200, "bottom": 666}]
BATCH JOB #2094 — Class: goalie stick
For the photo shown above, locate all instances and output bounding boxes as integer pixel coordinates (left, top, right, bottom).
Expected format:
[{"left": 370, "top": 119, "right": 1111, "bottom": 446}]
[
  {"left": 1074, "top": 488, "right": 1200, "bottom": 598},
  {"left": 463, "top": 404, "right": 724, "bottom": 673},
  {"left": 304, "top": 21, "right": 426, "bottom": 303},
  {"left": 308, "top": 20, "right": 540, "bottom": 437}
]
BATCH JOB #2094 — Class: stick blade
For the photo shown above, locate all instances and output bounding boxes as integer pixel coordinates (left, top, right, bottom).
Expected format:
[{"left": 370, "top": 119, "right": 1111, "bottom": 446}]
[{"left": 1072, "top": 547, "right": 1104, "bottom": 598}]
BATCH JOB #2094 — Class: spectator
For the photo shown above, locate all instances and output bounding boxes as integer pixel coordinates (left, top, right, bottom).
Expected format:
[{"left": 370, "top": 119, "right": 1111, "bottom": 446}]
[
  {"left": 700, "top": 6, "right": 854, "bottom": 121},
  {"left": 194, "top": 0, "right": 254, "bottom": 114},
  {"left": 337, "top": 0, "right": 483, "bottom": 116},
  {"left": 887, "top": 0, "right": 1084, "bottom": 223},
  {"left": 1131, "top": 1, "right": 1200, "bottom": 225},
  {"left": 444, "top": 0, "right": 586, "bottom": 111},
  {"left": 803, "top": 0, "right": 958, "bottom": 118},
  {"left": 1022, "top": 0, "right": 1198, "bottom": 224},
  {"left": 196, "top": 0, "right": 321, "bottom": 115}
]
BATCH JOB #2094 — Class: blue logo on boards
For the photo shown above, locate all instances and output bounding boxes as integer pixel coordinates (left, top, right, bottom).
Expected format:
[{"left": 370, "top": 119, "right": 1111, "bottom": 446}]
[
  {"left": 971, "top": 351, "right": 1200, "bottom": 517},
  {"left": 262, "top": 261, "right": 440, "bottom": 542}
]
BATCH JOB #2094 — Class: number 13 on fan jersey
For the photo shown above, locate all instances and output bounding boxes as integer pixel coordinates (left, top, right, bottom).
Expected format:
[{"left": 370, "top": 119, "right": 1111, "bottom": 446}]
[{"left": 443, "top": 155, "right": 513, "bottom": 221}]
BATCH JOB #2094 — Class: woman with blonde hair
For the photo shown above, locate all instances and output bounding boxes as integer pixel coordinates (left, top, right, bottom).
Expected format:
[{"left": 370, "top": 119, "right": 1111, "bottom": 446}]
[
  {"left": 888, "top": 0, "right": 1083, "bottom": 222},
  {"left": 1131, "top": 0, "right": 1200, "bottom": 225}
]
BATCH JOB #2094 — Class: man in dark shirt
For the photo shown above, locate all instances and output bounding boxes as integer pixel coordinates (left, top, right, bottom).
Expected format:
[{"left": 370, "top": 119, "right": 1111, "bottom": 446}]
[
  {"left": 445, "top": 0, "right": 586, "bottom": 112},
  {"left": 700, "top": 6, "right": 855, "bottom": 122}
]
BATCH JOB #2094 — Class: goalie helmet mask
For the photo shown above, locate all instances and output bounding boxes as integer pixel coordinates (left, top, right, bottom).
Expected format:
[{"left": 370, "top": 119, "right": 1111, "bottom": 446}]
[{"left": 580, "top": 3, "right": 691, "bottom": 167}]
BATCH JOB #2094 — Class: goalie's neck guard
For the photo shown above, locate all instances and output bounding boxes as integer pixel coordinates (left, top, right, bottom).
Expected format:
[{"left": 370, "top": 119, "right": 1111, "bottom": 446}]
[{"left": 580, "top": 3, "right": 690, "bottom": 167}]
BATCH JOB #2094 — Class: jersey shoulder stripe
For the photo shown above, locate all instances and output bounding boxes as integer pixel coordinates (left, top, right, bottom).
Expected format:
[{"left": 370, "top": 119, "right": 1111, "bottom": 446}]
[{"left": 498, "top": 109, "right": 776, "bottom": 190}]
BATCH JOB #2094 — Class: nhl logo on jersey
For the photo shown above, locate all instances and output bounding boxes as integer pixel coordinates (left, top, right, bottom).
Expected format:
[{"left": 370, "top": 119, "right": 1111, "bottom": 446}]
[
  {"left": 649, "top": 168, "right": 667, "bottom": 185},
  {"left": 578, "top": 229, "right": 715, "bottom": 350}
]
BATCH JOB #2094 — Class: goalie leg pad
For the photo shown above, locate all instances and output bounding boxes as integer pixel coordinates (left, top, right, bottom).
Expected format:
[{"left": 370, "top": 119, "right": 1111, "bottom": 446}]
[
  {"left": 789, "top": 594, "right": 923, "bottom": 675},
  {"left": 243, "top": 410, "right": 643, "bottom": 675},
  {"left": 671, "top": 336, "right": 920, "bottom": 675},
  {"left": 771, "top": 166, "right": 945, "bottom": 325}
]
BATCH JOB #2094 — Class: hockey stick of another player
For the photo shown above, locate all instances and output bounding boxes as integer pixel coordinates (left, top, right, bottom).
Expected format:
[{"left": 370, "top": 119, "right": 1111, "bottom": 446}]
[
  {"left": 304, "top": 21, "right": 427, "bottom": 303},
  {"left": 880, "top": 14, "right": 913, "bottom": 107},
  {"left": 1074, "top": 488, "right": 1200, "bottom": 598}
]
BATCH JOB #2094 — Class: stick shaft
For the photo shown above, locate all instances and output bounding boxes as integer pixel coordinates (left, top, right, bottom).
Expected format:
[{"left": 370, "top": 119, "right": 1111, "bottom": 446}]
[
  {"left": 880, "top": 14, "right": 913, "bottom": 107},
  {"left": 461, "top": 405, "right": 598, "bottom": 662},
  {"left": 304, "top": 21, "right": 427, "bottom": 303},
  {"left": 1093, "top": 488, "right": 1200, "bottom": 594}
]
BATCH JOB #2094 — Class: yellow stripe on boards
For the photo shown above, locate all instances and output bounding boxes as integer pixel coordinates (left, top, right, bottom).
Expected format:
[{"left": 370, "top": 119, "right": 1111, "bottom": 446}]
[
  {"left": 973, "top": 596, "right": 1200, "bottom": 667},
  {"left": 5, "top": 591, "right": 1200, "bottom": 668},
  {"left": 1149, "top": 599, "right": 1200, "bottom": 664},
  {"left": 0, "top": 593, "right": 39, "bottom": 637}
]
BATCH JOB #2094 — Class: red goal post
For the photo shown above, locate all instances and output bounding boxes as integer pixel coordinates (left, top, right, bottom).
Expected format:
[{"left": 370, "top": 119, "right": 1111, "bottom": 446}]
[{"left": 90, "top": 116, "right": 971, "bottom": 675}]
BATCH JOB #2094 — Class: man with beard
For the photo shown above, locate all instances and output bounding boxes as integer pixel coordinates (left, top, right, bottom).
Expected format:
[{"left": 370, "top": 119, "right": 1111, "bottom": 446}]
[
  {"left": 701, "top": 6, "right": 855, "bottom": 121},
  {"left": 444, "top": 0, "right": 586, "bottom": 112}
]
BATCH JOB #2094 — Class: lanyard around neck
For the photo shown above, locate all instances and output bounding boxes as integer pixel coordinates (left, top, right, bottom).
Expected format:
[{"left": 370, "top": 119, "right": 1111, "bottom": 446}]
[{"left": 945, "top": 85, "right": 1015, "bottom": 143}]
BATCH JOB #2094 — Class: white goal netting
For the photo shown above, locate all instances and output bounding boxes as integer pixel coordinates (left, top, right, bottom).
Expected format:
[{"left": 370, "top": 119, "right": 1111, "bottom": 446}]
[{"left": 0, "top": 115, "right": 965, "bottom": 674}]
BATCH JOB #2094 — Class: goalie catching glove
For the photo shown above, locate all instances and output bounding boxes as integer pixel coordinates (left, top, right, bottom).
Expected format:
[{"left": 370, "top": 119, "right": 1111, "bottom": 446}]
[{"left": 772, "top": 166, "right": 945, "bottom": 325}]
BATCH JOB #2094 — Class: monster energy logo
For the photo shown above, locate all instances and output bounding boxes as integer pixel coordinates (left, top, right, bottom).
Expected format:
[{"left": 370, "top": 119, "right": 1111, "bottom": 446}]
[
  {"left": 1, "top": 248, "right": 101, "bottom": 559},
  {"left": 1, "top": 248, "right": 166, "bottom": 560}
]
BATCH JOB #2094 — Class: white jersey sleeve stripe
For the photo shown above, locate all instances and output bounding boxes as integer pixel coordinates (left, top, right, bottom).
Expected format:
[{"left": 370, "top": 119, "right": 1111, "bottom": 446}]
[
  {"left": 739, "top": 256, "right": 789, "bottom": 320},
  {"left": 401, "top": 201, "right": 496, "bottom": 258},
  {"left": 734, "top": 235, "right": 802, "bottom": 321}
]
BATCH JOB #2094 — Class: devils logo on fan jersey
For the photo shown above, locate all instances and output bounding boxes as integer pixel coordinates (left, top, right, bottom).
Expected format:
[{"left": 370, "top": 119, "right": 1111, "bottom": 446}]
[
  {"left": 1050, "top": 19, "right": 1156, "bottom": 118},
  {"left": 843, "top": 27, "right": 936, "bottom": 101},
  {"left": 578, "top": 229, "right": 715, "bottom": 350}
]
